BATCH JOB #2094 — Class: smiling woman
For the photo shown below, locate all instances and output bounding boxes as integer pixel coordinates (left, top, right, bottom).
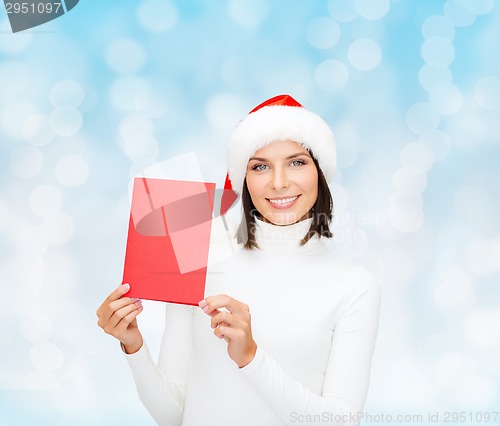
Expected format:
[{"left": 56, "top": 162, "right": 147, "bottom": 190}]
[{"left": 97, "top": 94, "right": 381, "bottom": 426}]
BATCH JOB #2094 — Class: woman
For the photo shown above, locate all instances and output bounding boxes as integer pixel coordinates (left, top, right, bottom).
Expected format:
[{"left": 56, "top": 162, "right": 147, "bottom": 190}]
[{"left": 97, "top": 95, "right": 381, "bottom": 425}]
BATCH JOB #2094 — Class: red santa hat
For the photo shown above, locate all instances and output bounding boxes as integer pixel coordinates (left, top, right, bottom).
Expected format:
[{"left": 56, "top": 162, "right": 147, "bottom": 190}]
[{"left": 226, "top": 94, "right": 337, "bottom": 194}]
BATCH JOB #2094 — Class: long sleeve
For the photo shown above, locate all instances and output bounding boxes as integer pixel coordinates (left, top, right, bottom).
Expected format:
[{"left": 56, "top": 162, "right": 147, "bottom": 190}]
[
  {"left": 124, "top": 303, "right": 194, "bottom": 426},
  {"left": 239, "top": 267, "right": 381, "bottom": 425}
]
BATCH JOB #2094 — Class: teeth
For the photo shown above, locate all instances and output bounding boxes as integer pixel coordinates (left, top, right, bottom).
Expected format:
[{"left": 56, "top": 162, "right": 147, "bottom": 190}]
[{"left": 269, "top": 196, "right": 298, "bottom": 205}]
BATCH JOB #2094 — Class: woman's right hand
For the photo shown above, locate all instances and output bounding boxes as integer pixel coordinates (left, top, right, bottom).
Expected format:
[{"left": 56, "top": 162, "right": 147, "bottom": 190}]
[{"left": 96, "top": 283, "right": 144, "bottom": 354}]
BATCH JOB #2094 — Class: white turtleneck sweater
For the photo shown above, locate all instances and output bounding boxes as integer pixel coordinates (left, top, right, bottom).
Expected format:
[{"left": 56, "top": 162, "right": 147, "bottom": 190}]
[{"left": 124, "top": 218, "right": 381, "bottom": 426}]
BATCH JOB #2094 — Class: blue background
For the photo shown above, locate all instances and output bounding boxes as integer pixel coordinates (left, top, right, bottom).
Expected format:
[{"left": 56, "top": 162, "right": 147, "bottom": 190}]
[{"left": 1, "top": 1, "right": 499, "bottom": 425}]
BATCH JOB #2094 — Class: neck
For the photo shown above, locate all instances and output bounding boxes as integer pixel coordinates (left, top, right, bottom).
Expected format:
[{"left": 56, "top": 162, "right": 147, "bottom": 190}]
[{"left": 252, "top": 216, "right": 324, "bottom": 253}]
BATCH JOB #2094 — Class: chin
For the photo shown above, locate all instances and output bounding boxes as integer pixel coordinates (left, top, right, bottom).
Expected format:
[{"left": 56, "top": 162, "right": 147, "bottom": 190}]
[{"left": 263, "top": 212, "right": 305, "bottom": 226}]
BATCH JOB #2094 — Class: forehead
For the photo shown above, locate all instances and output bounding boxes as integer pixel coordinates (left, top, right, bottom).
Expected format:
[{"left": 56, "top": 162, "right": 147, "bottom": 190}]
[{"left": 252, "top": 140, "right": 309, "bottom": 158}]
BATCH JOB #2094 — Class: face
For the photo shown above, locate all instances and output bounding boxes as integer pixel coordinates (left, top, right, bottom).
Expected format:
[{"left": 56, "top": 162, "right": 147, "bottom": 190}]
[{"left": 245, "top": 140, "right": 318, "bottom": 226}]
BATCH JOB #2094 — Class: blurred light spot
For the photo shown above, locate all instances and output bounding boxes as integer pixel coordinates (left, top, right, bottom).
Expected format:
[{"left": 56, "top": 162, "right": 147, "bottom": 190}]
[
  {"left": 419, "top": 130, "right": 452, "bottom": 162},
  {"left": 123, "top": 133, "right": 159, "bottom": 163},
  {"left": 0, "top": 62, "right": 30, "bottom": 101},
  {"left": 307, "top": 17, "right": 341, "bottom": 49},
  {"left": 110, "top": 77, "right": 150, "bottom": 112},
  {"left": 421, "top": 36, "right": 455, "bottom": 67},
  {"left": 106, "top": 38, "right": 146, "bottom": 74},
  {"left": 119, "top": 113, "right": 154, "bottom": 138},
  {"left": 43, "top": 250, "right": 78, "bottom": 292},
  {"left": 444, "top": 0, "right": 477, "bottom": 27},
  {"left": 422, "top": 15, "right": 455, "bottom": 40},
  {"left": 457, "top": 0, "right": 494, "bottom": 14},
  {"left": 445, "top": 111, "right": 484, "bottom": 150},
  {"left": 0, "top": 199, "right": 8, "bottom": 229},
  {"left": 474, "top": 76, "right": 500, "bottom": 109},
  {"left": 10, "top": 146, "right": 44, "bottom": 178},
  {"left": 328, "top": 0, "right": 358, "bottom": 22},
  {"left": 30, "top": 342, "right": 64, "bottom": 373},
  {"left": 137, "top": 0, "right": 178, "bottom": 33},
  {"left": 331, "top": 184, "right": 348, "bottom": 211},
  {"left": 355, "top": 0, "right": 390, "bottom": 20},
  {"left": 10, "top": 293, "right": 41, "bottom": 316},
  {"left": 433, "top": 351, "right": 475, "bottom": 383},
  {"left": 20, "top": 313, "right": 54, "bottom": 343},
  {"left": 42, "top": 212, "right": 75, "bottom": 245},
  {"left": 22, "top": 114, "right": 55, "bottom": 147},
  {"left": 0, "top": 18, "right": 32, "bottom": 53},
  {"left": 406, "top": 103, "right": 440, "bottom": 135},
  {"left": 466, "top": 237, "right": 500, "bottom": 276},
  {"left": 400, "top": 142, "right": 434, "bottom": 172},
  {"left": 25, "top": 371, "right": 59, "bottom": 390},
  {"left": 10, "top": 223, "right": 49, "bottom": 255},
  {"left": 315, "top": 60, "right": 349, "bottom": 92},
  {"left": 429, "top": 84, "right": 463, "bottom": 115},
  {"left": 419, "top": 65, "right": 453, "bottom": 93},
  {"left": 0, "top": 370, "right": 25, "bottom": 389},
  {"left": 389, "top": 192, "right": 424, "bottom": 233},
  {"left": 228, "top": 0, "right": 269, "bottom": 28},
  {"left": 1, "top": 100, "right": 38, "bottom": 138},
  {"left": 30, "top": 185, "right": 63, "bottom": 217},
  {"left": 49, "top": 80, "right": 84, "bottom": 108},
  {"left": 55, "top": 155, "right": 89, "bottom": 187},
  {"left": 453, "top": 373, "right": 496, "bottom": 408},
  {"left": 79, "top": 84, "right": 98, "bottom": 114},
  {"left": 463, "top": 309, "right": 499, "bottom": 347},
  {"left": 433, "top": 270, "right": 474, "bottom": 309},
  {"left": 134, "top": 90, "right": 168, "bottom": 118},
  {"left": 49, "top": 107, "right": 83, "bottom": 137},
  {"left": 393, "top": 167, "right": 427, "bottom": 195},
  {"left": 348, "top": 38, "right": 382, "bottom": 70},
  {"left": 454, "top": 185, "right": 495, "bottom": 231},
  {"left": 205, "top": 94, "right": 247, "bottom": 134},
  {"left": 376, "top": 208, "right": 403, "bottom": 240}
]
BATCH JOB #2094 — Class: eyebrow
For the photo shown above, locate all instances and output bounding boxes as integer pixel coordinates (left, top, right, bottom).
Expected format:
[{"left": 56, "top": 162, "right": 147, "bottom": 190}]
[{"left": 248, "top": 152, "right": 311, "bottom": 162}]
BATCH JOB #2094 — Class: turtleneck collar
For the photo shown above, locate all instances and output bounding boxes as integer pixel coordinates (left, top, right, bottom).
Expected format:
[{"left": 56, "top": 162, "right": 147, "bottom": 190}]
[{"left": 253, "top": 217, "right": 325, "bottom": 253}]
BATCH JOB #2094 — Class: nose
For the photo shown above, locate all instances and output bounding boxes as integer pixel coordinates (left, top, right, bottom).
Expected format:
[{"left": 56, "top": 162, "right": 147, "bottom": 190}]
[{"left": 271, "top": 167, "right": 290, "bottom": 190}]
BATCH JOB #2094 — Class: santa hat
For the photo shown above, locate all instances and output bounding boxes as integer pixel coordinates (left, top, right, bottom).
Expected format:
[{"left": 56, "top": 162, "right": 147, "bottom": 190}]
[{"left": 226, "top": 94, "right": 336, "bottom": 194}]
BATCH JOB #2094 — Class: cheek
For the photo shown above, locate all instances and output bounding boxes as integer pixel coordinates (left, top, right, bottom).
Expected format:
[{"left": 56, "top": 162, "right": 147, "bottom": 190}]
[
  {"left": 302, "top": 170, "right": 318, "bottom": 196},
  {"left": 245, "top": 175, "right": 264, "bottom": 201}
]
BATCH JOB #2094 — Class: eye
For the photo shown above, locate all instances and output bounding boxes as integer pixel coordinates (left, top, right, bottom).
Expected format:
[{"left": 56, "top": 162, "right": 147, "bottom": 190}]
[
  {"left": 290, "top": 159, "right": 306, "bottom": 167},
  {"left": 251, "top": 164, "right": 268, "bottom": 171}
]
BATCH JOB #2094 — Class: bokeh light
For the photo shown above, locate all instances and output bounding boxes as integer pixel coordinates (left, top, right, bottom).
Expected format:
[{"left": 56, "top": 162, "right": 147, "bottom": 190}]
[
  {"left": 307, "top": 17, "right": 341, "bottom": 50},
  {"left": 137, "top": 0, "right": 178, "bottom": 33},
  {"left": 228, "top": 0, "right": 269, "bottom": 28},
  {"left": 54, "top": 155, "right": 90, "bottom": 187},
  {"left": 105, "top": 38, "right": 147, "bottom": 75},
  {"left": 348, "top": 38, "right": 382, "bottom": 70},
  {"left": 10, "top": 146, "right": 44, "bottom": 179},
  {"left": 315, "top": 60, "right": 349, "bottom": 92}
]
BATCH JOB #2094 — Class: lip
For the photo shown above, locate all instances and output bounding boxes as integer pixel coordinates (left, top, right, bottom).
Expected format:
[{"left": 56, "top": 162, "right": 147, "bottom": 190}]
[{"left": 265, "top": 195, "right": 301, "bottom": 209}]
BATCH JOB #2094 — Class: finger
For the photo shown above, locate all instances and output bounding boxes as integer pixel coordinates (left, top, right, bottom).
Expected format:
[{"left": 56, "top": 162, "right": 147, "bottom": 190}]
[
  {"left": 104, "top": 301, "right": 142, "bottom": 333},
  {"left": 199, "top": 294, "right": 249, "bottom": 315},
  {"left": 113, "top": 307, "right": 144, "bottom": 341},
  {"left": 97, "top": 296, "right": 140, "bottom": 326},
  {"left": 214, "top": 324, "right": 244, "bottom": 341},
  {"left": 105, "top": 283, "right": 131, "bottom": 305},
  {"left": 210, "top": 311, "right": 246, "bottom": 330}
]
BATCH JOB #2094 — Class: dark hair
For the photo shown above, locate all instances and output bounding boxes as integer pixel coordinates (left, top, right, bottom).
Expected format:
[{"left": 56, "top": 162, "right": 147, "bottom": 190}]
[{"left": 236, "top": 155, "right": 333, "bottom": 249}]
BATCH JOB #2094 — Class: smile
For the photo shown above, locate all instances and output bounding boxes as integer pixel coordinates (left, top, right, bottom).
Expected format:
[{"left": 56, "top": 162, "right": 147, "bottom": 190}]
[
  {"left": 268, "top": 196, "right": 298, "bottom": 204},
  {"left": 266, "top": 195, "right": 300, "bottom": 209}
]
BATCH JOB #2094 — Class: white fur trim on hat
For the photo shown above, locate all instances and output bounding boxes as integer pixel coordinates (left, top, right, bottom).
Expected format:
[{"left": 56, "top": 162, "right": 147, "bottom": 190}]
[{"left": 227, "top": 104, "right": 336, "bottom": 194}]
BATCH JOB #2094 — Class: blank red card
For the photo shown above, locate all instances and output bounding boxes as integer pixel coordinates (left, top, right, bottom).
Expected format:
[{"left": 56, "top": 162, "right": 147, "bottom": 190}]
[{"left": 122, "top": 177, "right": 216, "bottom": 305}]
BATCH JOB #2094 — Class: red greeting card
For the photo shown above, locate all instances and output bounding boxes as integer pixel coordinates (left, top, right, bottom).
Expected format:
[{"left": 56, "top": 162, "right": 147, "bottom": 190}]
[{"left": 122, "top": 177, "right": 216, "bottom": 305}]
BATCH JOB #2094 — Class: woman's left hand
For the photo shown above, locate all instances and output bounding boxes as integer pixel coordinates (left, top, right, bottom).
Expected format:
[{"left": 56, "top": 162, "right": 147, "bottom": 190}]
[{"left": 199, "top": 295, "right": 257, "bottom": 368}]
